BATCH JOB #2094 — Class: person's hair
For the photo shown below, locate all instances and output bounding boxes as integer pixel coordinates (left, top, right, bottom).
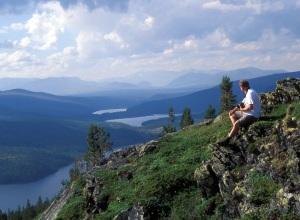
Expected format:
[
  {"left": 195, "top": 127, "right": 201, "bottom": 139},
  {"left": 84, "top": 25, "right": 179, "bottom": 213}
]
[{"left": 239, "top": 80, "right": 250, "bottom": 89}]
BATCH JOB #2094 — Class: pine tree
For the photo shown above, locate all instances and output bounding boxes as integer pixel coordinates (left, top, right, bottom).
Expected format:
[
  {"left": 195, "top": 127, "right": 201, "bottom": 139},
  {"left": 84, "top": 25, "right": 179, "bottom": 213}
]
[
  {"left": 204, "top": 105, "right": 216, "bottom": 119},
  {"left": 220, "top": 76, "right": 236, "bottom": 112},
  {"left": 180, "top": 107, "right": 194, "bottom": 129},
  {"left": 36, "top": 196, "right": 43, "bottom": 213},
  {"left": 85, "top": 124, "right": 112, "bottom": 167},
  {"left": 163, "top": 107, "right": 176, "bottom": 133}
]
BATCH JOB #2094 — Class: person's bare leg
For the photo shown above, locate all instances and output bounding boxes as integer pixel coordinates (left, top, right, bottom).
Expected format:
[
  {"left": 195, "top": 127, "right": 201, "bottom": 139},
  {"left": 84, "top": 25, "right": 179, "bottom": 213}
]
[
  {"left": 228, "top": 112, "right": 237, "bottom": 126},
  {"left": 228, "top": 121, "right": 239, "bottom": 137}
]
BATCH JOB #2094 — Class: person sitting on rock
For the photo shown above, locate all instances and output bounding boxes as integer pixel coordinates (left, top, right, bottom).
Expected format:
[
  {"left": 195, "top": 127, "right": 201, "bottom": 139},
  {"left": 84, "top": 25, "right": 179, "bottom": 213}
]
[{"left": 220, "top": 80, "right": 261, "bottom": 144}]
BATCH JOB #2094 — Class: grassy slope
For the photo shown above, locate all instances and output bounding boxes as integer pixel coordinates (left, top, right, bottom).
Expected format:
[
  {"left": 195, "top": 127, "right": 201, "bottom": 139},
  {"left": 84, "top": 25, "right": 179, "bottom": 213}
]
[{"left": 57, "top": 102, "right": 300, "bottom": 219}]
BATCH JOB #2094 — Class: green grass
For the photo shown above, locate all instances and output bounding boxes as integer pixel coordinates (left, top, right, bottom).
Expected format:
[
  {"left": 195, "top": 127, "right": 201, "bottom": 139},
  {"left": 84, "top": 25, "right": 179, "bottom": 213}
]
[
  {"left": 78, "top": 115, "right": 231, "bottom": 219},
  {"left": 267, "top": 101, "right": 300, "bottom": 120},
  {"left": 291, "top": 102, "right": 300, "bottom": 119},
  {"left": 56, "top": 195, "right": 86, "bottom": 220},
  {"left": 247, "top": 172, "right": 280, "bottom": 206},
  {"left": 58, "top": 101, "right": 300, "bottom": 219},
  {"left": 170, "top": 189, "right": 223, "bottom": 220}
]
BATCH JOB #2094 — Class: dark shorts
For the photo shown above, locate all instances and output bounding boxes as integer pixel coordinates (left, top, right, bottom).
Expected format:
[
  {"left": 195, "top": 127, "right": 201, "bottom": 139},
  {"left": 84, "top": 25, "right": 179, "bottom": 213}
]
[{"left": 234, "top": 111, "right": 258, "bottom": 127}]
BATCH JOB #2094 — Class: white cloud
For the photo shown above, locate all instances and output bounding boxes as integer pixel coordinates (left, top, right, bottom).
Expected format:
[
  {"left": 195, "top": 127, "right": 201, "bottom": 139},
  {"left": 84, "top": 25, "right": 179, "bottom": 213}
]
[
  {"left": 103, "top": 31, "right": 129, "bottom": 48},
  {"left": 202, "top": 0, "right": 242, "bottom": 11},
  {"left": 164, "top": 29, "right": 231, "bottom": 54},
  {"left": 203, "top": 29, "right": 231, "bottom": 48},
  {"left": 0, "top": 50, "right": 32, "bottom": 67},
  {"left": 47, "top": 46, "right": 78, "bottom": 71},
  {"left": 234, "top": 42, "right": 260, "bottom": 51},
  {"left": 23, "top": 1, "right": 67, "bottom": 50},
  {"left": 143, "top": 16, "right": 155, "bottom": 29},
  {"left": 1, "top": 0, "right": 300, "bottom": 80},
  {"left": 202, "top": 0, "right": 285, "bottom": 14},
  {"left": 19, "top": 37, "right": 31, "bottom": 48},
  {"left": 10, "top": 22, "right": 25, "bottom": 31},
  {"left": 76, "top": 31, "right": 101, "bottom": 58},
  {"left": 75, "top": 30, "right": 129, "bottom": 59}
]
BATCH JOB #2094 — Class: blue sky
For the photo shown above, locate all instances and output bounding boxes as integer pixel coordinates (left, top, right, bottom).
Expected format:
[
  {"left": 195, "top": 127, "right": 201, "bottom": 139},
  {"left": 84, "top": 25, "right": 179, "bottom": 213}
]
[{"left": 0, "top": 0, "right": 300, "bottom": 81}]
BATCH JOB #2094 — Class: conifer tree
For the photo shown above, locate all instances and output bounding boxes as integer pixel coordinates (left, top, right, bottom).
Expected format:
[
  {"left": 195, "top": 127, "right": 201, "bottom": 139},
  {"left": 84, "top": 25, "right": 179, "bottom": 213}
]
[
  {"left": 204, "top": 105, "right": 216, "bottom": 119},
  {"left": 163, "top": 107, "right": 176, "bottom": 133},
  {"left": 180, "top": 107, "right": 194, "bottom": 129},
  {"left": 85, "top": 124, "right": 112, "bottom": 167},
  {"left": 220, "top": 76, "right": 236, "bottom": 112}
]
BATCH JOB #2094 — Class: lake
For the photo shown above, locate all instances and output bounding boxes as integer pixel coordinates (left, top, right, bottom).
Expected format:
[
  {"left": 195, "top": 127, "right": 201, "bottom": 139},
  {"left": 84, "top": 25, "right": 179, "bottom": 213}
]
[
  {"left": 106, "top": 114, "right": 169, "bottom": 127},
  {"left": 93, "top": 108, "right": 127, "bottom": 115},
  {"left": 0, "top": 164, "right": 72, "bottom": 212}
]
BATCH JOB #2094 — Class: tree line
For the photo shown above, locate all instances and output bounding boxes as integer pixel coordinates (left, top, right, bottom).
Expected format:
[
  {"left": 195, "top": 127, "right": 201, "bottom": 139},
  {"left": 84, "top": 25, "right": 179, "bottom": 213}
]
[
  {"left": 163, "top": 75, "right": 236, "bottom": 133},
  {"left": 0, "top": 197, "right": 50, "bottom": 220}
]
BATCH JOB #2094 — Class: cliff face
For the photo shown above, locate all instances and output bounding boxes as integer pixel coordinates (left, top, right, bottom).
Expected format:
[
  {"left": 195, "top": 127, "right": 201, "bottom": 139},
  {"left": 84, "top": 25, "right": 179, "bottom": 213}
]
[{"left": 52, "top": 78, "right": 300, "bottom": 220}]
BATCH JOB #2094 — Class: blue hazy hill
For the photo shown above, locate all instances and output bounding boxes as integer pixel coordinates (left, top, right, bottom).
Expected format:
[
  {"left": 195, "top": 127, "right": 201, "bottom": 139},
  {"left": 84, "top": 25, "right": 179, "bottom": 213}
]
[
  {"left": 98, "top": 71, "right": 300, "bottom": 120},
  {"left": 0, "top": 90, "right": 155, "bottom": 184}
]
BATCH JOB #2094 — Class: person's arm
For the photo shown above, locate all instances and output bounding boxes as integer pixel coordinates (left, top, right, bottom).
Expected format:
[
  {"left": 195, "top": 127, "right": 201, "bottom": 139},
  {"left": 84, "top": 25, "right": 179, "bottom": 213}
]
[
  {"left": 240, "top": 103, "right": 253, "bottom": 112},
  {"left": 229, "top": 106, "right": 240, "bottom": 116}
]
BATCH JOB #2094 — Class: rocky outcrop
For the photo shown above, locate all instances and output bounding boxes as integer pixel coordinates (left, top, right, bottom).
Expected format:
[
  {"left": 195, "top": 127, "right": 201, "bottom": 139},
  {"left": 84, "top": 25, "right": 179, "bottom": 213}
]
[
  {"left": 113, "top": 204, "right": 147, "bottom": 220},
  {"left": 101, "top": 140, "right": 159, "bottom": 170},
  {"left": 260, "top": 78, "right": 300, "bottom": 113},
  {"left": 40, "top": 188, "right": 73, "bottom": 220},
  {"left": 84, "top": 175, "right": 105, "bottom": 216},
  {"left": 80, "top": 140, "right": 160, "bottom": 218},
  {"left": 194, "top": 78, "right": 300, "bottom": 219}
]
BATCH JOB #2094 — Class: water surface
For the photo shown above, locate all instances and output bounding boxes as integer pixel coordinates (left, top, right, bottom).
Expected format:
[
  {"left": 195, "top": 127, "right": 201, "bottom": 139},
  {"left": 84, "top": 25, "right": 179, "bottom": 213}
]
[
  {"left": 93, "top": 108, "right": 127, "bottom": 115},
  {"left": 0, "top": 164, "right": 72, "bottom": 212},
  {"left": 106, "top": 114, "right": 169, "bottom": 127}
]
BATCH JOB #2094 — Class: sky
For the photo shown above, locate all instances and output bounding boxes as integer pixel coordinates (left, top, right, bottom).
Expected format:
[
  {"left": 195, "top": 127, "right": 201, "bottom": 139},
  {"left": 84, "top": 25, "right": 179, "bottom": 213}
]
[{"left": 0, "top": 0, "right": 300, "bottom": 81}]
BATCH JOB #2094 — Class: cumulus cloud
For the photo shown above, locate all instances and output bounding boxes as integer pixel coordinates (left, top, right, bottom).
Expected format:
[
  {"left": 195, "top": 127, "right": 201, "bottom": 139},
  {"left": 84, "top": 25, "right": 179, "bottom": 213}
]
[
  {"left": 75, "top": 30, "right": 129, "bottom": 60},
  {"left": 0, "top": 50, "right": 32, "bottom": 68},
  {"left": 22, "top": 1, "right": 66, "bottom": 50},
  {"left": 19, "top": 37, "right": 31, "bottom": 48},
  {"left": 143, "top": 16, "right": 155, "bottom": 29},
  {"left": 103, "top": 31, "right": 129, "bottom": 48},
  {"left": 9, "top": 22, "right": 25, "bottom": 30},
  {"left": 202, "top": 0, "right": 285, "bottom": 14},
  {"left": 202, "top": 1, "right": 243, "bottom": 12},
  {"left": 0, "top": 0, "right": 300, "bottom": 80}
]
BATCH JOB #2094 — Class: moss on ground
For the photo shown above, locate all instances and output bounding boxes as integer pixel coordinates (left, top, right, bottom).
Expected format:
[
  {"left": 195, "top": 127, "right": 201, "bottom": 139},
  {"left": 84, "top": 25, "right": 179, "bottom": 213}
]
[
  {"left": 247, "top": 172, "right": 280, "bottom": 206},
  {"left": 56, "top": 195, "right": 86, "bottom": 220}
]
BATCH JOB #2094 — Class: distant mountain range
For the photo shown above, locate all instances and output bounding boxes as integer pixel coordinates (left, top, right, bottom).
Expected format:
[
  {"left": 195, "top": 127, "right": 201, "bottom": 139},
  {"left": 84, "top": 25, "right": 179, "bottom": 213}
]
[
  {"left": 0, "top": 89, "right": 137, "bottom": 119},
  {"left": 0, "top": 77, "right": 141, "bottom": 96},
  {"left": 167, "top": 67, "right": 285, "bottom": 89},
  {"left": 96, "top": 71, "right": 300, "bottom": 120},
  {"left": 0, "top": 67, "right": 285, "bottom": 96}
]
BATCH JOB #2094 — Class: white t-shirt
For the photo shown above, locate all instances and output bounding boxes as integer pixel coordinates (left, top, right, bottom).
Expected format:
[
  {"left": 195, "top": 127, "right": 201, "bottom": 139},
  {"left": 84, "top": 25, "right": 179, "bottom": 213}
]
[{"left": 242, "top": 89, "right": 261, "bottom": 118}]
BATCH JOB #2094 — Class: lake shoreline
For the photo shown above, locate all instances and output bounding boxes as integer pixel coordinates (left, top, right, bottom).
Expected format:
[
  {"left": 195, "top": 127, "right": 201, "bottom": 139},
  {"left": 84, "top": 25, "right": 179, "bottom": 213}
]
[{"left": 0, "top": 164, "right": 73, "bottom": 212}]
